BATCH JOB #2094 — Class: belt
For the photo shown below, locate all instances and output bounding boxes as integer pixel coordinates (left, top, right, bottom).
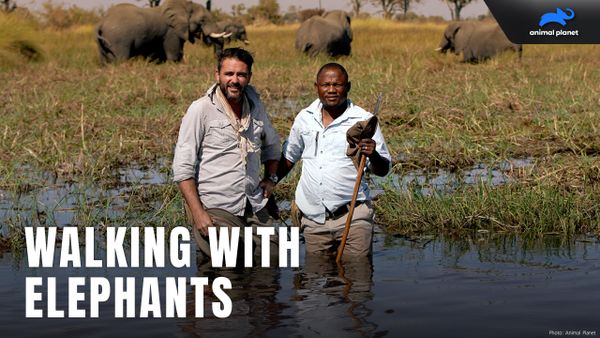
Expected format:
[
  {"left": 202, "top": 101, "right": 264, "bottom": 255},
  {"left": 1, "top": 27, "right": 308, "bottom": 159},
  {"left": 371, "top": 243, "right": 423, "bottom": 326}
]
[{"left": 325, "top": 201, "right": 365, "bottom": 220}]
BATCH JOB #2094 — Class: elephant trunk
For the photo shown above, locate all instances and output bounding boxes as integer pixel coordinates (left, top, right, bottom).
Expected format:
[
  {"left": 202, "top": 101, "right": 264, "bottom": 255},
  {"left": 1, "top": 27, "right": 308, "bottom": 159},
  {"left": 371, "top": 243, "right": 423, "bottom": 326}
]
[
  {"left": 437, "top": 40, "right": 451, "bottom": 54},
  {"left": 565, "top": 8, "right": 575, "bottom": 19}
]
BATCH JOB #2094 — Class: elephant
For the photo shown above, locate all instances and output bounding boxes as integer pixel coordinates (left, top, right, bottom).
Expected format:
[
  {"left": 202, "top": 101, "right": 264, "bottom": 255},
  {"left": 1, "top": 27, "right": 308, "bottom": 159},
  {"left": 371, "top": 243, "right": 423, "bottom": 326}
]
[
  {"left": 203, "top": 20, "right": 249, "bottom": 56},
  {"left": 539, "top": 8, "right": 575, "bottom": 27},
  {"left": 95, "top": 0, "right": 226, "bottom": 64},
  {"left": 218, "top": 21, "right": 249, "bottom": 45},
  {"left": 295, "top": 10, "right": 352, "bottom": 57},
  {"left": 437, "top": 21, "right": 522, "bottom": 63}
]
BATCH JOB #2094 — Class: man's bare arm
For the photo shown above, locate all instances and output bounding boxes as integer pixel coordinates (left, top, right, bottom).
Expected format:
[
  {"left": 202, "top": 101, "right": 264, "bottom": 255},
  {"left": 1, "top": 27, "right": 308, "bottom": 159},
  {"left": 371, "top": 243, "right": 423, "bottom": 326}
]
[{"left": 177, "top": 178, "right": 213, "bottom": 236}]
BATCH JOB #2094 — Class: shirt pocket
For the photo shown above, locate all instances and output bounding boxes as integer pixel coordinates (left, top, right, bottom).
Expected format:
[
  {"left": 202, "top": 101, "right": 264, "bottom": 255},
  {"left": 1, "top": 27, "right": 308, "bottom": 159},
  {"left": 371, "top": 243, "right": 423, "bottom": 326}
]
[
  {"left": 328, "top": 129, "right": 351, "bottom": 159},
  {"left": 299, "top": 129, "right": 319, "bottom": 159},
  {"left": 206, "top": 120, "right": 237, "bottom": 145}
]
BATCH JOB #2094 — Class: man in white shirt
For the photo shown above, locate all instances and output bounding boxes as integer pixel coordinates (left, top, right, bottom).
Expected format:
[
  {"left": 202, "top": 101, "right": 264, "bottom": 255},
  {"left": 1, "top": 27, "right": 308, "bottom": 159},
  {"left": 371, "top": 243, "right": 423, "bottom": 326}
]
[{"left": 278, "top": 63, "right": 391, "bottom": 258}]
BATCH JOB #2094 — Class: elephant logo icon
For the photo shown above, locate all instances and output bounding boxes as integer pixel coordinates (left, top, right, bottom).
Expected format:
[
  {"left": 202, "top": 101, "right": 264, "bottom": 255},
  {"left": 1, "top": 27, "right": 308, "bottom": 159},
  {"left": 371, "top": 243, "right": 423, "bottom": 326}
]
[{"left": 539, "top": 8, "right": 575, "bottom": 27}]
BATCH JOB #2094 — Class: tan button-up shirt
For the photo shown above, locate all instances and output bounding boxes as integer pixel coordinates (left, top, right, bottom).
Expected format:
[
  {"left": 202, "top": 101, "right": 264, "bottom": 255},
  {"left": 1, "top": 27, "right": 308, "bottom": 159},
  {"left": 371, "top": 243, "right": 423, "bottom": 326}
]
[{"left": 172, "top": 84, "right": 281, "bottom": 215}]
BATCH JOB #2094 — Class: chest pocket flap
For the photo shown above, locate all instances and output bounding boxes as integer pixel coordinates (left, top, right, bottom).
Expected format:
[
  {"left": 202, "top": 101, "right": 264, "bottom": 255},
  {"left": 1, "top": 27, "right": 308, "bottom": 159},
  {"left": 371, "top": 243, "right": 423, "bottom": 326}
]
[{"left": 206, "top": 120, "right": 237, "bottom": 144}]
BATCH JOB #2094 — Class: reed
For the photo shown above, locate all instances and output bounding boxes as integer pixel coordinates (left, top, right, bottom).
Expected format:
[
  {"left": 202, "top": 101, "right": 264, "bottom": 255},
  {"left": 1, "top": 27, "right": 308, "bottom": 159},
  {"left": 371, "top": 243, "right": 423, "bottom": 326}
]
[
  {"left": 375, "top": 182, "right": 600, "bottom": 236},
  {"left": 0, "top": 18, "right": 598, "bottom": 243}
]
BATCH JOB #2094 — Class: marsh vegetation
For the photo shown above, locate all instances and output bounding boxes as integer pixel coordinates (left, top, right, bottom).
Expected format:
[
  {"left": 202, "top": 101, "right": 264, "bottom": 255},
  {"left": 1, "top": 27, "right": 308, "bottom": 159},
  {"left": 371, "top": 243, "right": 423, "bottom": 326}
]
[{"left": 1, "top": 15, "right": 599, "bottom": 250}]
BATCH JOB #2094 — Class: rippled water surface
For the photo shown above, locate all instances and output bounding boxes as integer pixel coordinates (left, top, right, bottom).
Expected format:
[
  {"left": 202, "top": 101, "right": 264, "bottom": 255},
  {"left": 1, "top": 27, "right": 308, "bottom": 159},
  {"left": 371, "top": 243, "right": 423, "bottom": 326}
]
[{"left": 1, "top": 230, "right": 598, "bottom": 338}]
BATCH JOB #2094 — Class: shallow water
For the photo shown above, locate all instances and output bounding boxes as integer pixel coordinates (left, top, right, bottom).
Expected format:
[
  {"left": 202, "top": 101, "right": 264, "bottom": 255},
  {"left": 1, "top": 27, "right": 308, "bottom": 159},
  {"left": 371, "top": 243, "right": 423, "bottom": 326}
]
[
  {"left": 1, "top": 159, "right": 533, "bottom": 230},
  {"left": 0, "top": 230, "right": 598, "bottom": 338},
  {"left": 371, "top": 157, "right": 534, "bottom": 196}
]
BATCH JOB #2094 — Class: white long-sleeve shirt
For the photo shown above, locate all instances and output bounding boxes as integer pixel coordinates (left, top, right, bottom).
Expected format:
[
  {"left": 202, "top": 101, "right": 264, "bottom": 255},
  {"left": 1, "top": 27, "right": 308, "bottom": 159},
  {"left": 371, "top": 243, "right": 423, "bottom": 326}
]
[{"left": 283, "top": 98, "right": 391, "bottom": 224}]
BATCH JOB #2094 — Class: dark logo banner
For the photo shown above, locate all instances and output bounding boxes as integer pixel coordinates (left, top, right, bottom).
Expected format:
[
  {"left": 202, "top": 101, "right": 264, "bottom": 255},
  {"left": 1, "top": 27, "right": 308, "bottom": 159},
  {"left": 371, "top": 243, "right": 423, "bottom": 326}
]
[{"left": 484, "top": 0, "right": 599, "bottom": 43}]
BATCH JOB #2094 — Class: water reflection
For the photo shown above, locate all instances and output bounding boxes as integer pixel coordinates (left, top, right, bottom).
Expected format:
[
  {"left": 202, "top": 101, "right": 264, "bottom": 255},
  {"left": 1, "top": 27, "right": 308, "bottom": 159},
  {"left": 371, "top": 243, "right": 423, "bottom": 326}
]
[
  {"left": 0, "top": 231, "right": 598, "bottom": 337},
  {"left": 289, "top": 254, "right": 379, "bottom": 337},
  {"left": 179, "top": 259, "right": 284, "bottom": 337}
]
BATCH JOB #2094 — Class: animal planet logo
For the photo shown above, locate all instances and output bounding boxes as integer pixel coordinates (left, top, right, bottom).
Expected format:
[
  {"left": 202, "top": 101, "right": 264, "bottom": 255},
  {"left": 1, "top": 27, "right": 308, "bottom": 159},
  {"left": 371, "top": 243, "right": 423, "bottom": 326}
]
[
  {"left": 530, "top": 7, "right": 579, "bottom": 37},
  {"left": 483, "top": 0, "right": 597, "bottom": 43},
  {"left": 539, "top": 8, "right": 575, "bottom": 27}
]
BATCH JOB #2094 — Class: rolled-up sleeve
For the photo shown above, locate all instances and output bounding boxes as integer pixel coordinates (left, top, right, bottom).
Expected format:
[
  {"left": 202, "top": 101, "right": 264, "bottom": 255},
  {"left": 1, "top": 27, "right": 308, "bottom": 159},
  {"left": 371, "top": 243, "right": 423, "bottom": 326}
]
[
  {"left": 369, "top": 123, "right": 392, "bottom": 173},
  {"left": 260, "top": 115, "right": 281, "bottom": 162},
  {"left": 282, "top": 119, "right": 304, "bottom": 164},
  {"left": 172, "top": 101, "right": 204, "bottom": 182}
]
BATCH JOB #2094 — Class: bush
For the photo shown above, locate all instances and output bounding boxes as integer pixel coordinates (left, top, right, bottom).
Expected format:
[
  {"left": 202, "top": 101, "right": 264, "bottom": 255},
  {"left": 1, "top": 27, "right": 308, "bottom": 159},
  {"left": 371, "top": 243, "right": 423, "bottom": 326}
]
[
  {"left": 39, "top": 1, "right": 103, "bottom": 30},
  {"left": 0, "top": 11, "right": 42, "bottom": 69}
]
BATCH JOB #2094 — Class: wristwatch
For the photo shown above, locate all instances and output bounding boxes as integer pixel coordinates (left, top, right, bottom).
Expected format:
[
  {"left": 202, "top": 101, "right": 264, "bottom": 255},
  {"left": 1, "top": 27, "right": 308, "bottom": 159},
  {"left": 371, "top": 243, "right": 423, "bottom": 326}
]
[{"left": 268, "top": 173, "right": 279, "bottom": 184}]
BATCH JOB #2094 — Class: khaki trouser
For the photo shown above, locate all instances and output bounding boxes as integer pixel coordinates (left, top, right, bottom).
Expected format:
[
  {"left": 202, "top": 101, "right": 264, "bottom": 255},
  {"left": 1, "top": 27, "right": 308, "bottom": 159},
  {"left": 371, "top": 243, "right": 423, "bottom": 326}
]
[
  {"left": 301, "top": 201, "right": 374, "bottom": 258},
  {"left": 185, "top": 201, "right": 278, "bottom": 265}
]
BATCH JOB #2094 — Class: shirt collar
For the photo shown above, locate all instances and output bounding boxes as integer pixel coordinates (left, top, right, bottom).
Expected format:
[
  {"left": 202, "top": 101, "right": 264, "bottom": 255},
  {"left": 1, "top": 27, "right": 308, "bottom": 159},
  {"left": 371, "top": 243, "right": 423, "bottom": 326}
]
[{"left": 306, "top": 98, "right": 362, "bottom": 127}]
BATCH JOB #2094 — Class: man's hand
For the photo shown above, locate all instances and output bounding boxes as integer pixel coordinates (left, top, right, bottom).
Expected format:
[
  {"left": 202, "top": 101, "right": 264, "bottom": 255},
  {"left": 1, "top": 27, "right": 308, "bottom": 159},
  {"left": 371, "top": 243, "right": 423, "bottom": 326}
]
[
  {"left": 259, "top": 178, "right": 276, "bottom": 198},
  {"left": 177, "top": 179, "right": 214, "bottom": 237},
  {"left": 357, "top": 138, "right": 390, "bottom": 177},
  {"left": 358, "top": 138, "right": 377, "bottom": 157},
  {"left": 193, "top": 208, "right": 214, "bottom": 237}
]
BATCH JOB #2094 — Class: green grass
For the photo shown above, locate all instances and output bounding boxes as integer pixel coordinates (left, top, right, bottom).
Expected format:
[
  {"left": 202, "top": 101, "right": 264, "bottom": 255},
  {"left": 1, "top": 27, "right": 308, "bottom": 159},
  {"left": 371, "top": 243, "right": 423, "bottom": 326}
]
[
  {"left": 0, "top": 19, "right": 598, "bottom": 242},
  {"left": 376, "top": 182, "right": 600, "bottom": 237},
  {"left": 0, "top": 12, "right": 43, "bottom": 69}
]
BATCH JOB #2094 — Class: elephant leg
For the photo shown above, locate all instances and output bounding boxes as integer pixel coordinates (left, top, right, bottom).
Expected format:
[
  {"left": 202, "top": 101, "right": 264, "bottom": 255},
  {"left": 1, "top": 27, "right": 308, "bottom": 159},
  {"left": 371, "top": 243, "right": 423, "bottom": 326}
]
[
  {"left": 163, "top": 34, "right": 184, "bottom": 62},
  {"left": 107, "top": 40, "right": 133, "bottom": 62},
  {"left": 96, "top": 34, "right": 131, "bottom": 64},
  {"left": 212, "top": 40, "right": 224, "bottom": 57},
  {"left": 462, "top": 49, "right": 474, "bottom": 63}
]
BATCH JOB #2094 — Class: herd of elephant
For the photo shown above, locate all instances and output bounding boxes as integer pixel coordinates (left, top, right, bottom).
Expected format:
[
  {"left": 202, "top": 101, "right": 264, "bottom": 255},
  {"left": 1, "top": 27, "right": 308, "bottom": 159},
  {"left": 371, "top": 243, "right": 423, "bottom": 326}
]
[{"left": 95, "top": 0, "right": 522, "bottom": 65}]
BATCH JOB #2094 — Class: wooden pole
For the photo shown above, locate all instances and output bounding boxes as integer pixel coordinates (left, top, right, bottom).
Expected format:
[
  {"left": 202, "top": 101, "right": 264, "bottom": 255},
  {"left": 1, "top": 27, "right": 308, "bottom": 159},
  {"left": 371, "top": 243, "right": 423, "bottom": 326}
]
[
  {"left": 336, "top": 153, "right": 367, "bottom": 263},
  {"left": 336, "top": 93, "right": 382, "bottom": 264}
]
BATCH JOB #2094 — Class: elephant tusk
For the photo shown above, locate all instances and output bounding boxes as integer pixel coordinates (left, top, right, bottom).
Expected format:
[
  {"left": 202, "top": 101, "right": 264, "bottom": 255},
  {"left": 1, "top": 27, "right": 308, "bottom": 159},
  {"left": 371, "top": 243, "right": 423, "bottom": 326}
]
[
  {"left": 209, "top": 32, "right": 226, "bottom": 38},
  {"left": 243, "top": 40, "right": 250, "bottom": 45},
  {"left": 223, "top": 32, "right": 232, "bottom": 38},
  {"left": 434, "top": 47, "right": 442, "bottom": 51}
]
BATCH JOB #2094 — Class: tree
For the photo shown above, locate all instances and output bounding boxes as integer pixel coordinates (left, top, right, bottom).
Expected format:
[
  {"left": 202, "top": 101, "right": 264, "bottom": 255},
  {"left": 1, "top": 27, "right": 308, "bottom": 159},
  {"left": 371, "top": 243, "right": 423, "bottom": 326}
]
[
  {"left": 445, "top": 0, "right": 476, "bottom": 21},
  {"left": 231, "top": 3, "right": 246, "bottom": 17},
  {"left": 136, "top": 0, "right": 160, "bottom": 7},
  {"left": 1, "top": 0, "right": 17, "bottom": 12},
  {"left": 348, "top": 0, "right": 365, "bottom": 17},
  {"left": 247, "top": 0, "right": 281, "bottom": 24},
  {"left": 372, "top": 0, "right": 420, "bottom": 20},
  {"left": 371, "top": 0, "right": 400, "bottom": 19},
  {"left": 398, "top": 0, "right": 421, "bottom": 19}
]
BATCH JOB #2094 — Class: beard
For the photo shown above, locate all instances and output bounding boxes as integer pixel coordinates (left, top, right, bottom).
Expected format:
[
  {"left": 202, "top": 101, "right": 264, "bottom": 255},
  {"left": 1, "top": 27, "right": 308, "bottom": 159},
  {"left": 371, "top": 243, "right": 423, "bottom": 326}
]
[{"left": 218, "top": 82, "right": 245, "bottom": 102}]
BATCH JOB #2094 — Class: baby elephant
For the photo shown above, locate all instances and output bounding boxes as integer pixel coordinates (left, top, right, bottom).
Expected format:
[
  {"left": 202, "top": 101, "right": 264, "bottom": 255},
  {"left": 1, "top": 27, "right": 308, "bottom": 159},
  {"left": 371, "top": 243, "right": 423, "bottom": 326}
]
[{"left": 437, "top": 21, "right": 522, "bottom": 63}]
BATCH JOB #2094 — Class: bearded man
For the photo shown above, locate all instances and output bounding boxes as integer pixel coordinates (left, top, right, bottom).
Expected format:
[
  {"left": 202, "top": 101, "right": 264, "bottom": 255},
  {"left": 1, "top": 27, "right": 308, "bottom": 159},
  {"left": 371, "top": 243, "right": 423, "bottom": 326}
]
[{"left": 172, "top": 48, "right": 280, "bottom": 259}]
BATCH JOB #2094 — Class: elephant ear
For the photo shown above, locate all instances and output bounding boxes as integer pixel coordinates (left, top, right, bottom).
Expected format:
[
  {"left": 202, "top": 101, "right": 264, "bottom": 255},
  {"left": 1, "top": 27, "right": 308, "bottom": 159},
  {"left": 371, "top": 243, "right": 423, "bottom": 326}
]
[
  {"left": 344, "top": 13, "right": 353, "bottom": 41},
  {"left": 445, "top": 22, "right": 464, "bottom": 52},
  {"left": 162, "top": 0, "right": 192, "bottom": 42},
  {"left": 324, "top": 10, "right": 353, "bottom": 42}
]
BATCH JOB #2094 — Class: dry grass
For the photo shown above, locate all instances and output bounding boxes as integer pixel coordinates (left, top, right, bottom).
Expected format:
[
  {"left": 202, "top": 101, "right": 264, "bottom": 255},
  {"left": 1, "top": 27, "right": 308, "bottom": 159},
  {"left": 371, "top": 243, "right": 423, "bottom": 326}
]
[{"left": 0, "top": 18, "right": 598, "bottom": 239}]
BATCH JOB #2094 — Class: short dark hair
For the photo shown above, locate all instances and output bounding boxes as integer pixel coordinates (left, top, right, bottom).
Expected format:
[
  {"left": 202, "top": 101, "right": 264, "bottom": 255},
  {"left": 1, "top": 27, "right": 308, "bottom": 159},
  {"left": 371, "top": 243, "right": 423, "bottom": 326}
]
[
  {"left": 316, "top": 62, "right": 349, "bottom": 82},
  {"left": 217, "top": 48, "right": 254, "bottom": 73}
]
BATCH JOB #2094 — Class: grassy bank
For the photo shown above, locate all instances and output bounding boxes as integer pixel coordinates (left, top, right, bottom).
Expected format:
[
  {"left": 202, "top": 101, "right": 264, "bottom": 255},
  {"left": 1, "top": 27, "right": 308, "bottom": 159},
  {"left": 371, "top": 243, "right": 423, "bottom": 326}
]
[
  {"left": 375, "top": 182, "right": 600, "bottom": 237},
  {"left": 1, "top": 18, "right": 598, "bottom": 241}
]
